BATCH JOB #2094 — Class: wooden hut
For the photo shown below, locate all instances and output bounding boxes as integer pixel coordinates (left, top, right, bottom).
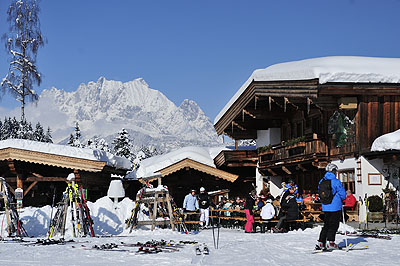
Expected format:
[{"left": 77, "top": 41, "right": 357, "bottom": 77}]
[{"left": 0, "top": 139, "right": 131, "bottom": 206}]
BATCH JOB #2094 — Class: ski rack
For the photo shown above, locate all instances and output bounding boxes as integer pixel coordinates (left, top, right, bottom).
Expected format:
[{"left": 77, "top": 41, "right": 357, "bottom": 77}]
[
  {"left": 129, "top": 187, "right": 176, "bottom": 231},
  {"left": 0, "top": 177, "right": 28, "bottom": 238}
]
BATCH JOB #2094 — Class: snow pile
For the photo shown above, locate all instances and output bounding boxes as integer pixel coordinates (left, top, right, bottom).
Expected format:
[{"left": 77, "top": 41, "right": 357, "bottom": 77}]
[
  {"left": 0, "top": 196, "right": 137, "bottom": 238},
  {"left": 136, "top": 146, "right": 229, "bottom": 179},
  {"left": 0, "top": 139, "right": 131, "bottom": 170},
  {"left": 215, "top": 56, "right": 400, "bottom": 124},
  {"left": 371, "top": 129, "right": 400, "bottom": 152}
]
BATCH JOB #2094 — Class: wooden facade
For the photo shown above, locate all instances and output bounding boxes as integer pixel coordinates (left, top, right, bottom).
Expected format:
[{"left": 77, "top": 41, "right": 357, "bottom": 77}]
[{"left": 214, "top": 79, "right": 400, "bottom": 193}]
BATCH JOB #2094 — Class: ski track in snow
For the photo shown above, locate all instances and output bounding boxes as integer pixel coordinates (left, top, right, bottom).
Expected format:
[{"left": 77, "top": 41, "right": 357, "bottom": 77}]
[
  {"left": 1, "top": 197, "right": 399, "bottom": 265},
  {"left": 0, "top": 228, "right": 399, "bottom": 265}
]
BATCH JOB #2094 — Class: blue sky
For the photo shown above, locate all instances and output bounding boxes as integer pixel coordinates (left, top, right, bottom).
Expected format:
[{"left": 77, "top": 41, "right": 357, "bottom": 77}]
[{"left": 1, "top": 0, "right": 400, "bottom": 121}]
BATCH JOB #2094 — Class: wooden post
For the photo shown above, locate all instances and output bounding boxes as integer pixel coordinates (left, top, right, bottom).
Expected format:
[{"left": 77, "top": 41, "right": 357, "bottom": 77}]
[
  {"left": 152, "top": 193, "right": 159, "bottom": 231},
  {"left": 165, "top": 193, "right": 175, "bottom": 231}
]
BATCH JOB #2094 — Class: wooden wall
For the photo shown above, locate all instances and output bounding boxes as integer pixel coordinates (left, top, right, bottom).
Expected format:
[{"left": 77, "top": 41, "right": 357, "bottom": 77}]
[{"left": 356, "top": 95, "right": 400, "bottom": 153}]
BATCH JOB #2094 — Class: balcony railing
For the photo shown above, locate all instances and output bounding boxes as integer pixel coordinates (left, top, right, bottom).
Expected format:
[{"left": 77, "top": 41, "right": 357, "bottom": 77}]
[{"left": 258, "top": 139, "right": 328, "bottom": 166}]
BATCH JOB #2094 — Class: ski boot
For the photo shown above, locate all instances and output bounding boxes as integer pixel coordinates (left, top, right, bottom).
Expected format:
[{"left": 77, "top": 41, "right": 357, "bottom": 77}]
[
  {"left": 315, "top": 241, "right": 325, "bottom": 251},
  {"left": 326, "top": 241, "right": 339, "bottom": 251}
]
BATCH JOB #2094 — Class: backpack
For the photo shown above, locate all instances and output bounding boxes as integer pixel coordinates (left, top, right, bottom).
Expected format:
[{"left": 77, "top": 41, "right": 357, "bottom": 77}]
[{"left": 319, "top": 179, "right": 335, "bottom": 204}]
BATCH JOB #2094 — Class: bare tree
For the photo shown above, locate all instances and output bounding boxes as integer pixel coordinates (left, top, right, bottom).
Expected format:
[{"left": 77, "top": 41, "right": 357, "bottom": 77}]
[{"left": 1, "top": 0, "right": 45, "bottom": 121}]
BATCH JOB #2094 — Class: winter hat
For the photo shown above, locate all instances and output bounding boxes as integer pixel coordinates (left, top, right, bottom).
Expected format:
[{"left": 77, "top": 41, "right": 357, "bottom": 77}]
[
  {"left": 266, "top": 199, "right": 273, "bottom": 204},
  {"left": 200, "top": 187, "right": 205, "bottom": 192},
  {"left": 191, "top": 189, "right": 196, "bottom": 193}
]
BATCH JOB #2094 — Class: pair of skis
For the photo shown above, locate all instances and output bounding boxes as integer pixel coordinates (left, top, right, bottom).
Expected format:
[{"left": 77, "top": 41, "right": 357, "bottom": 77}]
[
  {"left": 312, "top": 243, "right": 369, "bottom": 254},
  {"left": 126, "top": 185, "right": 146, "bottom": 232},
  {"left": 0, "top": 177, "right": 28, "bottom": 238},
  {"left": 48, "top": 185, "right": 94, "bottom": 238}
]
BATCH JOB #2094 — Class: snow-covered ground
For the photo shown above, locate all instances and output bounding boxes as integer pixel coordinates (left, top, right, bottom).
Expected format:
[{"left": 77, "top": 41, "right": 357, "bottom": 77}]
[{"left": 1, "top": 197, "right": 399, "bottom": 265}]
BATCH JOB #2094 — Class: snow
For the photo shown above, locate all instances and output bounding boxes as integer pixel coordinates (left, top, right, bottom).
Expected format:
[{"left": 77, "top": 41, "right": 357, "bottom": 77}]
[
  {"left": 1, "top": 198, "right": 399, "bottom": 265},
  {"left": 136, "top": 146, "right": 230, "bottom": 179},
  {"left": 0, "top": 139, "right": 131, "bottom": 170},
  {"left": 371, "top": 129, "right": 400, "bottom": 152},
  {"left": 215, "top": 56, "right": 400, "bottom": 124}
]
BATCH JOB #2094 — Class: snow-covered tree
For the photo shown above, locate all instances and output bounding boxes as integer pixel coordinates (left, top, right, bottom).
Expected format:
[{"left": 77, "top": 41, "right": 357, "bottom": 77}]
[
  {"left": 44, "top": 126, "right": 52, "bottom": 143},
  {"left": 67, "top": 133, "right": 74, "bottom": 146},
  {"left": 33, "top": 122, "right": 44, "bottom": 141},
  {"left": 87, "top": 136, "right": 110, "bottom": 151},
  {"left": 112, "top": 128, "right": 131, "bottom": 159},
  {"left": 1, "top": 0, "right": 46, "bottom": 120},
  {"left": 0, "top": 116, "right": 51, "bottom": 142}
]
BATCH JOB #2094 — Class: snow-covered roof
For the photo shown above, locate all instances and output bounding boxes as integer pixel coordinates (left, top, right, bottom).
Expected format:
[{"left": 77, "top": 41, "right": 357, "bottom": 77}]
[
  {"left": 371, "top": 129, "right": 400, "bottom": 152},
  {"left": 0, "top": 139, "right": 131, "bottom": 170},
  {"left": 215, "top": 56, "right": 400, "bottom": 124},
  {"left": 136, "top": 146, "right": 229, "bottom": 179}
]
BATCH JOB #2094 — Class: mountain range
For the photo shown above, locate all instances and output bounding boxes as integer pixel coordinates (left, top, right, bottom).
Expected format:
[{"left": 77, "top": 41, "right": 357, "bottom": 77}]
[{"left": 18, "top": 77, "right": 222, "bottom": 153}]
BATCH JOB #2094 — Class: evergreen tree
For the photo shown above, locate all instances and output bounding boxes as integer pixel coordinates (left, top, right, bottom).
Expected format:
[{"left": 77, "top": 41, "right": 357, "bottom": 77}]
[
  {"left": 1, "top": 0, "right": 46, "bottom": 120},
  {"left": 112, "top": 128, "right": 131, "bottom": 159},
  {"left": 33, "top": 122, "right": 44, "bottom": 141},
  {"left": 44, "top": 127, "right": 52, "bottom": 143},
  {"left": 73, "top": 122, "right": 83, "bottom": 147},
  {"left": 67, "top": 133, "right": 74, "bottom": 146}
]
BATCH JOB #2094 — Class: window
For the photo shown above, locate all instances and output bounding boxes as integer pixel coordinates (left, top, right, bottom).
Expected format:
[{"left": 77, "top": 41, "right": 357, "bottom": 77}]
[{"left": 338, "top": 170, "right": 355, "bottom": 193}]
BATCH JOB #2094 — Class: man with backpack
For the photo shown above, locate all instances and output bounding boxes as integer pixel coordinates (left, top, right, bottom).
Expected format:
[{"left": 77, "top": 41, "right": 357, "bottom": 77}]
[{"left": 316, "top": 163, "right": 346, "bottom": 251}]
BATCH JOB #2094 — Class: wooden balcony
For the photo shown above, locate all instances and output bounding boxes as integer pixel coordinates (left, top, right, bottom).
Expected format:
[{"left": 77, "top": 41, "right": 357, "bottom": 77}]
[
  {"left": 258, "top": 139, "right": 328, "bottom": 168},
  {"left": 214, "top": 150, "right": 258, "bottom": 168}
]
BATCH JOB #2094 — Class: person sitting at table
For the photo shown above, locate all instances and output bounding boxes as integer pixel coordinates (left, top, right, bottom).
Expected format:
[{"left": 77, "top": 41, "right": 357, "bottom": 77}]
[
  {"left": 273, "top": 186, "right": 299, "bottom": 233},
  {"left": 257, "top": 195, "right": 266, "bottom": 209},
  {"left": 284, "top": 179, "right": 298, "bottom": 194},
  {"left": 343, "top": 190, "right": 357, "bottom": 221},
  {"left": 296, "top": 192, "right": 305, "bottom": 210},
  {"left": 261, "top": 198, "right": 276, "bottom": 232},
  {"left": 233, "top": 196, "right": 244, "bottom": 210}
]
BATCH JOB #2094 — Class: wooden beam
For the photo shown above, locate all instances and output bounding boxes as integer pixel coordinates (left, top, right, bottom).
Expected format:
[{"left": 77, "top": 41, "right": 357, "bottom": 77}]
[
  {"left": 6, "top": 183, "right": 15, "bottom": 195},
  {"left": 232, "top": 121, "right": 246, "bottom": 131},
  {"left": 243, "top": 109, "right": 256, "bottom": 119},
  {"left": 282, "top": 166, "right": 292, "bottom": 175},
  {"left": 26, "top": 177, "right": 66, "bottom": 182},
  {"left": 266, "top": 168, "right": 277, "bottom": 176},
  {"left": 24, "top": 181, "right": 38, "bottom": 196},
  {"left": 297, "top": 164, "right": 307, "bottom": 172}
]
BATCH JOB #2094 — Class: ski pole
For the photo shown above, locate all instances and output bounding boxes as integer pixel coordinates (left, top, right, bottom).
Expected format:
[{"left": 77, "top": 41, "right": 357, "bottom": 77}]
[
  {"left": 211, "top": 208, "right": 216, "bottom": 249},
  {"left": 341, "top": 205, "right": 348, "bottom": 249}
]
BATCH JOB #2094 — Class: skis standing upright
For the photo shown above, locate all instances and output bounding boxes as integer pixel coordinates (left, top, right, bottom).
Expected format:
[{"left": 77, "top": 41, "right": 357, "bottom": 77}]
[
  {"left": 126, "top": 185, "right": 146, "bottom": 233},
  {"left": 0, "top": 177, "right": 28, "bottom": 238},
  {"left": 79, "top": 186, "right": 95, "bottom": 237}
]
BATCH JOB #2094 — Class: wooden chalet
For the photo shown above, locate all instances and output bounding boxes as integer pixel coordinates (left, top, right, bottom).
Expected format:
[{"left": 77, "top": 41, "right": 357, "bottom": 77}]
[
  {"left": 0, "top": 140, "right": 130, "bottom": 206},
  {"left": 214, "top": 56, "right": 400, "bottom": 197},
  {"left": 137, "top": 148, "right": 240, "bottom": 206}
]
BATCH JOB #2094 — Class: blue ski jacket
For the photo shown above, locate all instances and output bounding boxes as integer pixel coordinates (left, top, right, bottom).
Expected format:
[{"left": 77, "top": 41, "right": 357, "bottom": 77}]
[
  {"left": 318, "top": 172, "right": 346, "bottom": 212},
  {"left": 183, "top": 193, "right": 199, "bottom": 211}
]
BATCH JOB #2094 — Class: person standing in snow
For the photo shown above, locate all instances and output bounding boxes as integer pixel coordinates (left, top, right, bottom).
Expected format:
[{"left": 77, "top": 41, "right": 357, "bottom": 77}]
[
  {"left": 316, "top": 163, "right": 346, "bottom": 250},
  {"left": 183, "top": 189, "right": 199, "bottom": 221},
  {"left": 244, "top": 190, "right": 257, "bottom": 233},
  {"left": 198, "top": 187, "right": 213, "bottom": 228}
]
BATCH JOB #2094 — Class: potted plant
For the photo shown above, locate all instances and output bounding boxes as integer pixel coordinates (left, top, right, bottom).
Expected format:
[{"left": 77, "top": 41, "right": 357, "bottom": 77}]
[{"left": 367, "top": 195, "right": 384, "bottom": 222}]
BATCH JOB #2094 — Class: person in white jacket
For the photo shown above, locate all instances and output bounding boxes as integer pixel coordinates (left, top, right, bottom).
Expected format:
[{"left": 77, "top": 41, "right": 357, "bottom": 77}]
[{"left": 260, "top": 199, "right": 276, "bottom": 232}]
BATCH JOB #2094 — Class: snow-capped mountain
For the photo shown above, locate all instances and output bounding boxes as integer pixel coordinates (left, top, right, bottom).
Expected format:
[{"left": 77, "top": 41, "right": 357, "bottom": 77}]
[{"left": 21, "top": 77, "right": 222, "bottom": 152}]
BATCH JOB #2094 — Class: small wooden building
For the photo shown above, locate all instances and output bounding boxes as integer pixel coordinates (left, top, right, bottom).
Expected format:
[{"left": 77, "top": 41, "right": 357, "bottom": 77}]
[
  {"left": 136, "top": 147, "right": 239, "bottom": 206},
  {"left": 0, "top": 139, "right": 131, "bottom": 206}
]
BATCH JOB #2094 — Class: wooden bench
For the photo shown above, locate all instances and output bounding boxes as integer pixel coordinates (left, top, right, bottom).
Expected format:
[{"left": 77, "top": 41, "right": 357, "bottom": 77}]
[{"left": 346, "top": 203, "right": 359, "bottom": 222}]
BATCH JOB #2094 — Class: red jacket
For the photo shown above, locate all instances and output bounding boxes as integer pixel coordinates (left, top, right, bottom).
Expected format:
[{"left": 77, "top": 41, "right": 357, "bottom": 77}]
[{"left": 343, "top": 194, "right": 357, "bottom": 209}]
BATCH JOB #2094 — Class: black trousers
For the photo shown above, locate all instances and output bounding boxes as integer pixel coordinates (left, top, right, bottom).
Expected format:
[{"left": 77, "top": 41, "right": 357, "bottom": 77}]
[{"left": 318, "top": 210, "right": 341, "bottom": 243}]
